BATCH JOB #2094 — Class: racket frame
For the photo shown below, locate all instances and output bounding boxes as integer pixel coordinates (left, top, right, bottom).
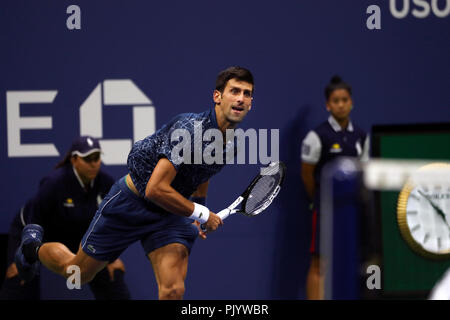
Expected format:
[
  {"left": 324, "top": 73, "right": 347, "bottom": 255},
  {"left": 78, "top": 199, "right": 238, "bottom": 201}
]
[
  {"left": 239, "top": 161, "right": 286, "bottom": 216},
  {"left": 199, "top": 161, "right": 286, "bottom": 232}
]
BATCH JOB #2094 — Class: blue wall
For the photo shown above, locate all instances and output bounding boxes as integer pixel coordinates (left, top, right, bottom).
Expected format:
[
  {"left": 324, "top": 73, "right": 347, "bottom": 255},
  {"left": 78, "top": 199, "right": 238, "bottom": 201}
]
[{"left": 1, "top": 0, "right": 449, "bottom": 299}]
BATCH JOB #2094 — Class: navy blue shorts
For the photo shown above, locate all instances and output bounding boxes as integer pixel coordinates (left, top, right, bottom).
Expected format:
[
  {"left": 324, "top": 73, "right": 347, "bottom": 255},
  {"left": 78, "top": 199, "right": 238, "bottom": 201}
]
[{"left": 81, "top": 176, "right": 199, "bottom": 262}]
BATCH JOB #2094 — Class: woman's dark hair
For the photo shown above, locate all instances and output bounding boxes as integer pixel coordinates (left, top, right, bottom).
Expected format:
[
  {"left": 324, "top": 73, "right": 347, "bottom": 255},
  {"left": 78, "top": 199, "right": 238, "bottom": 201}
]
[
  {"left": 215, "top": 66, "right": 254, "bottom": 93},
  {"left": 55, "top": 151, "right": 73, "bottom": 169},
  {"left": 324, "top": 75, "right": 352, "bottom": 100}
]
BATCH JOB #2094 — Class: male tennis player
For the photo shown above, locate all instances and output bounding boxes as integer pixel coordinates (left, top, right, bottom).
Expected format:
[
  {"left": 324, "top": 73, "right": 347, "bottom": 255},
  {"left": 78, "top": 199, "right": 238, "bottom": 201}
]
[{"left": 15, "top": 66, "right": 254, "bottom": 300}]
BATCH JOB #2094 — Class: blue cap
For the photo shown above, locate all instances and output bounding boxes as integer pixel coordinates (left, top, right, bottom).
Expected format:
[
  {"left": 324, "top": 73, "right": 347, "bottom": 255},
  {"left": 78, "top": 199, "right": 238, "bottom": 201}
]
[{"left": 70, "top": 136, "right": 101, "bottom": 157}]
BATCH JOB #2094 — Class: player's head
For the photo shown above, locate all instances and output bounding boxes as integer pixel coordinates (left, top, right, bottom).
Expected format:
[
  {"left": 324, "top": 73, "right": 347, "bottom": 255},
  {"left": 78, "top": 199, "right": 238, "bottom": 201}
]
[
  {"left": 55, "top": 136, "right": 102, "bottom": 182},
  {"left": 324, "top": 75, "right": 353, "bottom": 122},
  {"left": 214, "top": 66, "right": 254, "bottom": 124},
  {"left": 215, "top": 66, "right": 254, "bottom": 94}
]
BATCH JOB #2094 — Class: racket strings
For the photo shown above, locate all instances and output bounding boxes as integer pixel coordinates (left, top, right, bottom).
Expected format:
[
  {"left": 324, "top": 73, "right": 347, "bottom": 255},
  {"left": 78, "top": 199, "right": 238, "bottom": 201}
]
[{"left": 244, "top": 173, "right": 281, "bottom": 214}]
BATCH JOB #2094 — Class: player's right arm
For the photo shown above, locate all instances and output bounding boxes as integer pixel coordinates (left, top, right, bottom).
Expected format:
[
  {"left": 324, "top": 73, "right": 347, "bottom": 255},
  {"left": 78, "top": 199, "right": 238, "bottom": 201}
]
[
  {"left": 190, "top": 180, "right": 209, "bottom": 198},
  {"left": 189, "top": 180, "right": 210, "bottom": 239},
  {"left": 145, "top": 158, "right": 222, "bottom": 232}
]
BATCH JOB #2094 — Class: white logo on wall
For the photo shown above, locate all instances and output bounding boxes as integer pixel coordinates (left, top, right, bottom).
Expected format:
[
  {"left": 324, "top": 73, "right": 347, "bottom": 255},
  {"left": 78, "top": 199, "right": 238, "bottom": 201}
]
[
  {"left": 80, "top": 80, "right": 155, "bottom": 164},
  {"left": 6, "top": 79, "right": 156, "bottom": 165},
  {"left": 389, "top": 0, "right": 450, "bottom": 18},
  {"left": 366, "top": 1, "right": 449, "bottom": 29}
]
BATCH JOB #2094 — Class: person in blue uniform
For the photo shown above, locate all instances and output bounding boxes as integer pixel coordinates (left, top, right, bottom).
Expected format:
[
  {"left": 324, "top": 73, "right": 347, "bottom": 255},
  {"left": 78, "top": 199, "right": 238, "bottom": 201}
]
[
  {"left": 0, "top": 136, "right": 130, "bottom": 300},
  {"left": 301, "top": 75, "right": 369, "bottom": 300},
  {"left": 15, "top": 66, "right": 254, "bottom": 300}
]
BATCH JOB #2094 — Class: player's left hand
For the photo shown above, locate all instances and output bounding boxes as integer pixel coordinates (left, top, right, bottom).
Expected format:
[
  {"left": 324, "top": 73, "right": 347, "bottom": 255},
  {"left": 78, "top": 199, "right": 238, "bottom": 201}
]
[
  {"left": 106, "top": 258, "right": 126, "bottom": 282},
  {"left": 193, "top": 221, "right": 207, "bottom": 240}
]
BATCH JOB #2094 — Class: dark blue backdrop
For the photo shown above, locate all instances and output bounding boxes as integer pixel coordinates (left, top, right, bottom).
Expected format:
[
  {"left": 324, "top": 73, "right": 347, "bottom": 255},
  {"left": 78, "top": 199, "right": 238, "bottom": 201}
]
[{"left": 1, "top": 0, "right": 449, "bottom": 299}]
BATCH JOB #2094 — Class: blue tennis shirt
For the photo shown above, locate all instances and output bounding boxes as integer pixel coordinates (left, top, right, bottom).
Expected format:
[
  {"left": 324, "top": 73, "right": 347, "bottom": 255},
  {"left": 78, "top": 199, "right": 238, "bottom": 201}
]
[{"left": 127, "top": 107, "right": 235, "bottom": 213}]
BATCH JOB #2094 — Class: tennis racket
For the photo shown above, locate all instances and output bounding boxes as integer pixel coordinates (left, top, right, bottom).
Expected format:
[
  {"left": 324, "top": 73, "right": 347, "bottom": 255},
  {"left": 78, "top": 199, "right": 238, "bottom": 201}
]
[{"left": 200, "top": 161, "right": 286, "bottom": 232}]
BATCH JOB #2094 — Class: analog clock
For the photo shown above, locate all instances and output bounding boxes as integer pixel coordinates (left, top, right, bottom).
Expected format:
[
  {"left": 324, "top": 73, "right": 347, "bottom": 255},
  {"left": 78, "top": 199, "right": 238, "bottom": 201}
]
[{"left": 397, "top": 163, "right": 450, "bottom": 259}]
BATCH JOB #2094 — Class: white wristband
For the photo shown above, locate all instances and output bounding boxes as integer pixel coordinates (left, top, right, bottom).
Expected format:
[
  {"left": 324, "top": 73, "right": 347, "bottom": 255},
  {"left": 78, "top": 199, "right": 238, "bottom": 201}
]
[{"left": 189, "top": 203, "right": 210, "bottom": 224}]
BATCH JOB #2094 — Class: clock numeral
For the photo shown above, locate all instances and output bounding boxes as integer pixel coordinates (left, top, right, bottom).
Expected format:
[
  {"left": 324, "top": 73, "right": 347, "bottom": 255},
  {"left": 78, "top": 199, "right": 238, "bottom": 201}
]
[
  {"left": 411, "top": 224, "right": 421, "bottom": 233},
  {"left": 410, "top": 194, "right": 420, "bottom": 201},
  {"left": 423, "top": 233, "right": 430, "bottom": 244},
  {"left": 407, "top": 210, "right": 418, "bottom": 215},
  {"left": 437, "top": 237, "right": 442, "bottom": 250}
]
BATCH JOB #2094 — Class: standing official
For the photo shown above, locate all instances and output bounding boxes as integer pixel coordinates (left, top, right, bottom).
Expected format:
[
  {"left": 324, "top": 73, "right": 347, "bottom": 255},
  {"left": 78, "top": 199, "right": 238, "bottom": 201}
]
[{"left": 301, "top": 75, "right": 369, "bottom": 300}]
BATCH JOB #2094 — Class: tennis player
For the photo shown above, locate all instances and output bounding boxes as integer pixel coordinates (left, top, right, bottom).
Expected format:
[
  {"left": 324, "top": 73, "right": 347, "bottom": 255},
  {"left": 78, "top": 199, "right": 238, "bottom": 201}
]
[
  {"left": 301, "top": 75, "right": 369, "bottom": 300},
  {"left": 15, "top": 66, "right": 254, "bottom": 300}
]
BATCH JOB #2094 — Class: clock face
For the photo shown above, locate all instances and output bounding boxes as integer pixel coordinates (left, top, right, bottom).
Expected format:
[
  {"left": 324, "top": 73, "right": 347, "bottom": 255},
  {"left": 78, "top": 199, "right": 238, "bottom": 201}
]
[
  {"left": 398, "top": 181, "right": 450, "bottom": 259},
  {"left": 404, "top": 185, "right": 450, "bottom": 255}
]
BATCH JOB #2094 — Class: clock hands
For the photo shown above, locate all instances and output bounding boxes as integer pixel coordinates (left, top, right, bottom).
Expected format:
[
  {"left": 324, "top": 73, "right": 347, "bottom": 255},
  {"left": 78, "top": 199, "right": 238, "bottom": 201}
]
[{"left": 417, "top": 189, "right": 450, "bottom": 230}]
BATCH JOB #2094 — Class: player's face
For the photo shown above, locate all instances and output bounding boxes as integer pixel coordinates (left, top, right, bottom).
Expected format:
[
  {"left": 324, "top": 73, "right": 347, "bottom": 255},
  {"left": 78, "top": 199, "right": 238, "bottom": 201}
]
[
  {"left": 326, "top": 89, "right": 352, "bottom": 121},
  {"left": 71, "top": 152, "right": 101, "bottom": 182},
  {"left": 214, "top": 78, "right": 253, "bottom": 124}
]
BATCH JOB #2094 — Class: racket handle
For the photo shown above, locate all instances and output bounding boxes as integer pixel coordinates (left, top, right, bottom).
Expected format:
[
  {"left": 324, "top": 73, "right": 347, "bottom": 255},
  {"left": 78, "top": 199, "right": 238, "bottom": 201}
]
[
  {"left": 200, "top": 208, "right": 231, "bottom": 232},
  {"left": 217, "top": 208, "right": 231, "bottom": 220}
]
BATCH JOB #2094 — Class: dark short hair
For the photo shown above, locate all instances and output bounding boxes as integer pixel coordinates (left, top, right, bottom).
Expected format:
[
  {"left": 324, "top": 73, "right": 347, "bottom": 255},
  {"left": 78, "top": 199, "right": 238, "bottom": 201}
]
[
  {"left": 215, "top": 66, "right": 254, "bottom": 93},
  {"left": 324, "top": 75, "right": 352, "bottom": 100}
]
